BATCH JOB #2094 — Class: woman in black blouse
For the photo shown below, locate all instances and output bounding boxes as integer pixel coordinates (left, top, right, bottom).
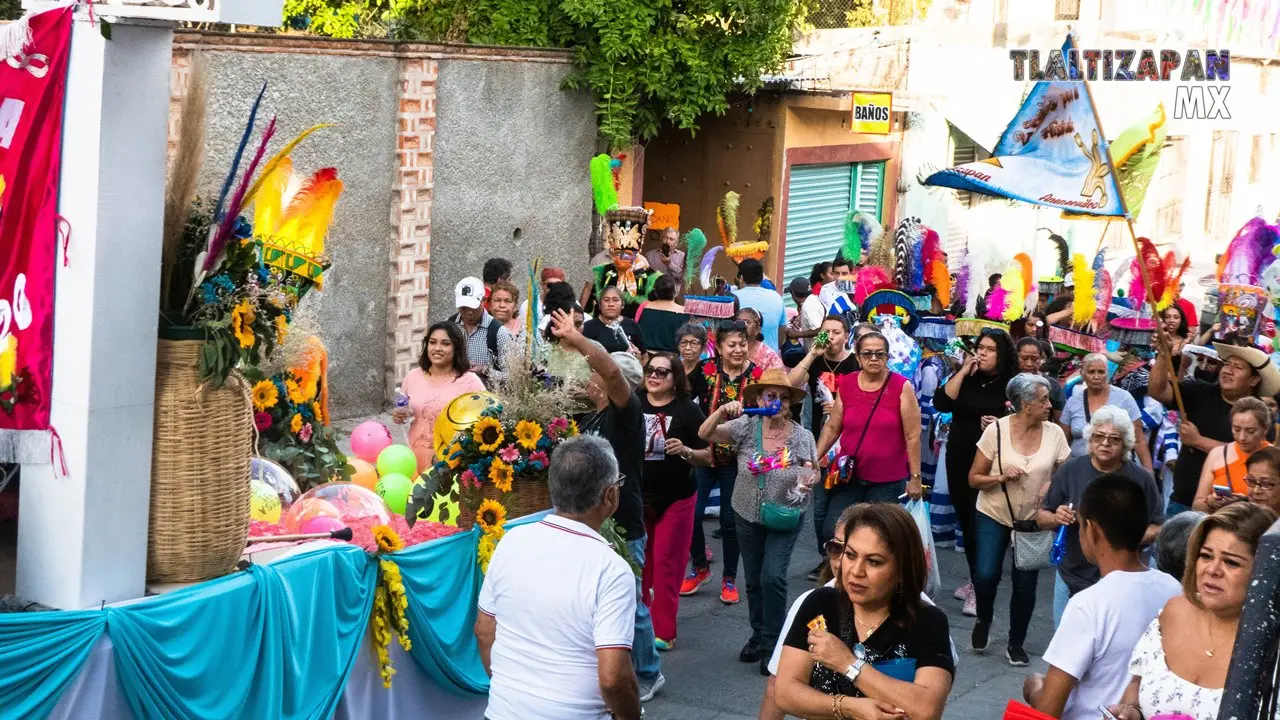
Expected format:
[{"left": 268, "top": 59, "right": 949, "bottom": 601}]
[
  {"left": 582, "top": 285, "right": 644, "bottom": 354},
  {"left": 931, "top": 327, "right": 1016, "bottom": 615},
  {"left": 775, "top": 503, "right": 954, "bottom": 720}
]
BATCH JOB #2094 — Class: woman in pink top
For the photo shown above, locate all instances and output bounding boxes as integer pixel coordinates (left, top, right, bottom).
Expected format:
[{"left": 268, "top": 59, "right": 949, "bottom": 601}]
[
  {"left": 392, "top": 321, "right": 486, "bottom": 471},
  {"left": 815, "top": 331, "right": 922, "bottom": 539},
  {"left": 737, "top": 307, "right": 783, "bottom": 371}
]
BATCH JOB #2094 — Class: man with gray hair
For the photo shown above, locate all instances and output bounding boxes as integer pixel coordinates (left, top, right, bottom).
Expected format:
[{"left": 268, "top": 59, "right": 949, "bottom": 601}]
[
  {"left": 476, "top": 434, "right": 641, "bottom": 720},
  {"left": 1037, "top": 404, "right": 1164, "bottom": 627}
]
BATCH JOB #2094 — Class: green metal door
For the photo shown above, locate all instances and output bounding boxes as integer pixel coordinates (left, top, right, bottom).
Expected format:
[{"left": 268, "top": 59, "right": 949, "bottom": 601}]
[{"left": 783, "top": 161, "right": 885, "bottom": 297}]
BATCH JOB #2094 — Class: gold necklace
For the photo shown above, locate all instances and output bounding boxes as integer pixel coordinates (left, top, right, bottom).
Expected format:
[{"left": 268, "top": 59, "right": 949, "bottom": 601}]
[
  {"left": 1202, "top": 613, "right": 1228, "bottom": 658},
  {"left": 854, "top": 609, "right": 889, "bottom": 640}
]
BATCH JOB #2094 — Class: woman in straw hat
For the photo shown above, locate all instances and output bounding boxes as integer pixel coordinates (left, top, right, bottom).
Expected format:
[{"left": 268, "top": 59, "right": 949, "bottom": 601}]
[{"left": 700, "top": 367, "right": 819, "bottom": 675}]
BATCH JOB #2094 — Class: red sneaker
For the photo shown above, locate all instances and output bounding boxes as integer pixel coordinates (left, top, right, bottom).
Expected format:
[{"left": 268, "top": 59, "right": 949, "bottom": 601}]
[
  {"left": 680, "top": 567, "right": 712, "bottom": 596},
  {"left": 719, "top": 578, "right": 740, "bottom": 604}
]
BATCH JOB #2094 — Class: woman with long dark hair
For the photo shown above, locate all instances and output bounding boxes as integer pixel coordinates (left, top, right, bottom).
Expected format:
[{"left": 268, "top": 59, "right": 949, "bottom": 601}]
[
  {"left": 640, "top": 352, "right": 712, "bottom": 650},
  {"left": 932, "top": 327, "right": 1017, "bottom": 617},
  {"left": 775, "top": 504, "right": 955, "bottom": 720},
  {"left": 393, "top": 322, "right": 485, "bottom": 470}
]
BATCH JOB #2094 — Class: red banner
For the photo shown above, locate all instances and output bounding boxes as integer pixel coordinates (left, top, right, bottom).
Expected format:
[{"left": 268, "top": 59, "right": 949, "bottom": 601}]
[{"left": 0, "top": 7, "right": 72, "bottom": 430}]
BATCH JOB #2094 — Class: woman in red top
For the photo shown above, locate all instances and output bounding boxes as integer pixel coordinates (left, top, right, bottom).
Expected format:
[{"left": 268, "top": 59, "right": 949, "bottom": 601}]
[{"left": 815, "top": 331, "right": 923, "bottom": 541}]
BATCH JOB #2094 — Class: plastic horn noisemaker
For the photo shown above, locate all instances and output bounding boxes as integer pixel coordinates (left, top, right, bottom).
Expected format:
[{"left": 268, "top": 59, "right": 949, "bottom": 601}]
[
  {"left": 246, "top": 527, "right": 354, "bottom": 544},
  {"left": 744, "top": 399, "right": 783, "bottom": 417}
]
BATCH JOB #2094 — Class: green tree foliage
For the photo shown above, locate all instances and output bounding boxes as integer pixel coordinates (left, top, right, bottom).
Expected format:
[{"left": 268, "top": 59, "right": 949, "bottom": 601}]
[
  {"left": 285, "top": 0, "right": 808, "bottom": 149},
  {"left": 844, "top": 0, "right": 930, "bottom": 27}
]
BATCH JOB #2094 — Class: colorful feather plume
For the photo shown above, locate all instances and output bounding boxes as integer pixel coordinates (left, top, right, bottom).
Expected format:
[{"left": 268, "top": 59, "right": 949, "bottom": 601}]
[
  {"left": 205, "top": 115, "right": 277, "bottom": 273},
  {"left": 700, "top": 246, "right": 724, "bottom": 290},
  {"left": 1128, "top": 237, "right": 1163, "bottom": 305},
  {"left": 210, "top": 82, "right": 266, "bottom": 226},
  {"left": 855, "top": 265, "right": 892, "bottom": 306},
  {"left": 929, "top": 260, "right": 951, "bottom": 307},
  {"left": 845, "top": 211, "right": 883, "bottom": 266},
  {"left": 1158, "top": 252, "right": 1192, "bottom": 310},
  {"left": 1013, "top": 252, "right": 1035, "bottom": 316},
  {"left": 1092, "top": 249, "right": 1106, "bottom": 272},
  {"left": 1217, "top": 216, "right": 1280, "bottom": 285},
  {"left": 754, "top": 197, "right": 774, "bottom": 241},
  {"left": 1048, "top": 232, "right": 1070, "bottom": 279},
  {"left": 717, "top": 192, "right": 740, "bottom": 249},
  {"left": 590, "top": 154, "right": 618, "bottom": 216},
  {"left": 1092, "top": 268, "right": 1113, "bottom": 330},
  {"left": 1070, "top": 254, "right": 1095, "bottom": 327},
  {"left": 242, "top": 123, "right": 332, "bottom": 209},
  {"left": 985, "top": 286, "right": 1009, "bottom": 321},
  {"left": 918, "top": 226, "right": 941, "bottom": 291},
  {"left": 1000, "top": 263, "right": 1025, "bottom": 321},
  {"left": 893, "top": 218, "right": 919, "bottom": 288},
  {"left": 960, "top": 250, "right": 983, "bottom": 318},
  {"left": 866, "top": 219, "right": 895, "bottom": 273},
  {"left": 681, "top": 229, "right": 708, "bottom": 289}
]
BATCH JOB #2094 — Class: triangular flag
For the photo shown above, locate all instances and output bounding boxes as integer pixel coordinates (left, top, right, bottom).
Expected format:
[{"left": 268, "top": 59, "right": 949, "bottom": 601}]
[{"left": 1064, "top": 103, "right": 1166, "bottom": 221}]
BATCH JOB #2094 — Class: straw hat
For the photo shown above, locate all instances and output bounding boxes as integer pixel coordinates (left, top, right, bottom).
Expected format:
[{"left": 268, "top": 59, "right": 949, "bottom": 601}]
[
  {"left": 741, "top": 368, "right": 807, "bottom": 406},
  {"left": 1212, "top": 343, "right": 1280, "bottom": 397}
]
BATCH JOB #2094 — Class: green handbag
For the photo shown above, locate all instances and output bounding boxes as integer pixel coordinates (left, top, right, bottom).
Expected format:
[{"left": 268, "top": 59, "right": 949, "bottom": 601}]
[{"left": 755, "top": 420, "right": 804, "bottom": 532}]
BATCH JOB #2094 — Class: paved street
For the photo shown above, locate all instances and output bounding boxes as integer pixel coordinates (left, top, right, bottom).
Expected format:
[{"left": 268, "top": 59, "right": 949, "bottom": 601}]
[{"left": 645, "top": 517, "right": 1056, "bottom": 719}]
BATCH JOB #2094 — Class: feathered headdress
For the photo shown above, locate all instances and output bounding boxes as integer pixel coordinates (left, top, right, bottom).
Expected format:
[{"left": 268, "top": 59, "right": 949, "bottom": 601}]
[
  {"left": 1070, "top": 254, "right": 1095, "bottom": 327},
  {"left": 984, "top": 285, "right": 1009, "bottom": 321},
  {"left": 254, "top": 164, "right": 344, "bottom": 288},
  {"left": 866, "top": 217, "right": 895, "bottom": 274},
  {"left": 855, "top": 266, "right": 892, "bottom": 306},
  {"left": 754, "top": 197, "right": 774, "bottom": 241},
  {"left": 700, "top": 246, "right": 724, "bottom": 290},
  {"left": 590, "top": 154, "right": 619, "bottom": 216},
  {"left": 1013, "top": 252, "right": 1035, "bottom": 316},
  {"left": 843, "top": 211, "right": 883, "bottom": 266},
  {"left": 1217, "top": 216, "right": 1280, "bottom": 285},
  {"left": 999, "top": 259, "right": 1027, "bottom": 321},
  {"left": 724, "top": 194, "right": 771, "bottom": 261},
  {"left": 924, "top": 232, "right": 950, "bottom": 306},
  {"left": 1158, "top": 251, "right": 1191, "bottom": 310},
  {"left": 718, "top": 191, "right": 739, "bottom": 248},
  {"left": 681, "top": 229, "right": 708, "bottom": 289}
]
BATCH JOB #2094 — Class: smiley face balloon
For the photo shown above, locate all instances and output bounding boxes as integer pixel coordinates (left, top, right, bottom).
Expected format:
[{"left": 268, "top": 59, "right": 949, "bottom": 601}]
[{"left": 432, "top": 391, "right": 502, "bottom": 461}]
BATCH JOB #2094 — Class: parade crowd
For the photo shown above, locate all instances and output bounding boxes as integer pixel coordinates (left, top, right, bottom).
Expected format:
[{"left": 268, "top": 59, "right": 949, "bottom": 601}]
[{"left": 393, "top": 233, "right": 1279, "bottom": 720}]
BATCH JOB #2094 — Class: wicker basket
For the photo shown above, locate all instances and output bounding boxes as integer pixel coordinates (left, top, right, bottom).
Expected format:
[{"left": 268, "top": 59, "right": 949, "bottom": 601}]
[
  {"left": 457, "top": 478, "right": 552, "bottom": 530},
  {"left": 147, "top": 339, "right": 254, "bottom": 583}
]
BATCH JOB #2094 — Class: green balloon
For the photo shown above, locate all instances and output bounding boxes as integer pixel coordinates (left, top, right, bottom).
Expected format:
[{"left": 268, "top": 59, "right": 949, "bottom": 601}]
[
  {"left": 376, "top": 444, "right": 418, "bottom": 479},
  {"left": 375, "top": 473, "right": 413, "bottom": 515}
]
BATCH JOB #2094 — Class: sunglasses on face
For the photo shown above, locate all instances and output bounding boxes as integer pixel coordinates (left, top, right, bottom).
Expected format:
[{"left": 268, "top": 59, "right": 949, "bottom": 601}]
[
  {"left": 644, "top": 366, "right": 672, "bottom": 379},
  {"left": 1091, "top": 433, "right": 1124, "bottom": 447},
  {"left": 858, "top": 350, "right": 888, "bottom": 360},
  {"left": 823, "top": 539, "right": 844, "bottom": 558}
]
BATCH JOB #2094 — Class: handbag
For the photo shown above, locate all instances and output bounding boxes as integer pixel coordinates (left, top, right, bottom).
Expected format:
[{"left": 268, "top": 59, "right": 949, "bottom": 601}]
[
  {"left": 836, "top": 374, "right": 891, "bottom": 485},
  {"left": 756, "top": 420, "right": 804, "bottom": 531},
  {"left": 996, "top": 420, "right": 1054, "bottom": 571}
]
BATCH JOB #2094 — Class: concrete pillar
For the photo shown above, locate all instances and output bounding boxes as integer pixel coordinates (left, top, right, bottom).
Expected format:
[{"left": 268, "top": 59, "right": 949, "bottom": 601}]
[{"left": 17, "top": 18, "right": 172, "bottom": 609}]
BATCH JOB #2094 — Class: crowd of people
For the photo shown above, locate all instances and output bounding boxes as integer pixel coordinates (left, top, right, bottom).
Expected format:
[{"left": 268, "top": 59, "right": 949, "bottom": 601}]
[{"left": 392, "top": 240, "right": 1278, "bottom": 720}]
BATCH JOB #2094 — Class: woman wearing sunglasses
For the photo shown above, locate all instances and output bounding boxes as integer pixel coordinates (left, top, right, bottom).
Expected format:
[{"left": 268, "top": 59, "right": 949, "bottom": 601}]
[
  {"left": 815, "top": 330, "right": 924, "bottom": 532},
  {"left": 699, "top": 367, "right": 818, "bottom": 674},
  {"left": 638, "top": 353, "right": 712, "bottom": 651}
]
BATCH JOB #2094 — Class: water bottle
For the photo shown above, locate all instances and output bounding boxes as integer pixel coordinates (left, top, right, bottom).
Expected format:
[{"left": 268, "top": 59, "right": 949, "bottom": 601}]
[
  {"left": 1050, "top": 503, "right": 1072, "bottom": 566},
  {"left": 394, "top": 386, "right": 410, "bottom": 409}
]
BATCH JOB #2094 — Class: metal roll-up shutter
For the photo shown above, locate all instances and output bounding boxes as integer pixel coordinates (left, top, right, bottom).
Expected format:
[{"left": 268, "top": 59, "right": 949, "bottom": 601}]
[{"left": 783, "top": 162, "right": 885, "bottom": 303}]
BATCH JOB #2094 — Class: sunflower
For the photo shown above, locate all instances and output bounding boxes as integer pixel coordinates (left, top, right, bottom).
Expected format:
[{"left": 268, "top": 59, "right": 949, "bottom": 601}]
[
  {"left": 251, "top": 380, "right": 279, "bottom": 411},
  {"left": 564, "top": 419, "right": 579, "bottom": 437},
  {"left": 286, "top": 378, "right": 307, "bottom": 404},
  {"left": 514, "top": 420, "right": 543, "bottom": 450},
  {"left": 231, "top": 300, "right": 256, "bottom": 349},
  {"left": 372, "top": 524, "right": 404, "bottom": 554},
  {"left": 290, "top": 413, "right": 303, "bottom": 433},
  {"left": 472, "top": 417, "right": 505, "bottom": 453},
  {"left": 476, "top": 499, "right": 507, "bottom": 533},
  {"left": 489, "top": 459, "right": 514, "bottom": 493}
]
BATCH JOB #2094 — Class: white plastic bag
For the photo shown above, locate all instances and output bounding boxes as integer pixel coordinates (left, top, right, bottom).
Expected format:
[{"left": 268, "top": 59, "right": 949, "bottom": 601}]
[{"left": 906, "top": 498, "right": 941, "bottom": 599}]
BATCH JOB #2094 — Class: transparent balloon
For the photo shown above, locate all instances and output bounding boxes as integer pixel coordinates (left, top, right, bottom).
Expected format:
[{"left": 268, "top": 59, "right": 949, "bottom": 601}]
[
  {"left": 282, "top": 482, "right": 392, "bottom": 532},
  {"left": 249, "top": 457, "right": 301, "bottom": 523}
]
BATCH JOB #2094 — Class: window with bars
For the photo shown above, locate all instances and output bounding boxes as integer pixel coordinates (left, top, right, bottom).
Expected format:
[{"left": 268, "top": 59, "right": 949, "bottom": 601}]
[
  {"left": 1054, "top": 0, "right": 1080, "bottom": 20},
  {"left": 1205, "top": 130, "right": 1237, "bottom": 238},
  {"left": 1156, "top": 137, "right": 1187, "bottom": 238}
]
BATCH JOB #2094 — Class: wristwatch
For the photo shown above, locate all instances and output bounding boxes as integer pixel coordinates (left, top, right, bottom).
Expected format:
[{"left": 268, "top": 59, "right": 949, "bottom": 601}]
[{"left": 843, "top": 643, "right": 867, "bottom": 684}]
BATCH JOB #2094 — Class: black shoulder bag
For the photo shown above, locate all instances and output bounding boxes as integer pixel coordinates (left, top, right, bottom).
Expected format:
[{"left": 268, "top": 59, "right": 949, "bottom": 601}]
[{"left": 836, "top": 375, "right": 891, "bottom": 485}]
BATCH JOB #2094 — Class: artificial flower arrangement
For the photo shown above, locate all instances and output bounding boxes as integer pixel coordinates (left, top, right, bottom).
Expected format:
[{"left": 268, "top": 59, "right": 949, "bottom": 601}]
[
  {"left": 158, "top": 72, "right": 340, "bottom": 388},
  {"left": 0, "top": 335, "right": 39, "bottom": 416},
  {"left": 245, "top": 336, "right": 351, "bottom": 490},
  {"left": 370, "top": 525, "right": 411, "bottom": 688}
]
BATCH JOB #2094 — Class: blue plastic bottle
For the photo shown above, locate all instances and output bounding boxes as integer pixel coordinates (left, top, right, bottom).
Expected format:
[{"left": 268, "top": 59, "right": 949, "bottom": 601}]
[{"left": 1050, "top": 503, "right": 1072, "bottom": 566}]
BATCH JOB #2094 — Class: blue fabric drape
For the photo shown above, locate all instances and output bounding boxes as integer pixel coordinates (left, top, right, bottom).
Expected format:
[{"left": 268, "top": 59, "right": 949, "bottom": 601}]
[
  {"left": 107, "top": 545, "right": 376, "bottom": 720},
  {"left": 394, "top": 510, "right": 549, "bottom": 696},
  {"left": 0, "top": 609, "right": 105, "bottom": 720}
]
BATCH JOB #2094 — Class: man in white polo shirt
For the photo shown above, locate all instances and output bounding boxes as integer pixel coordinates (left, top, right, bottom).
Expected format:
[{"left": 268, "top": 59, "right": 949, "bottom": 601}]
[{"left": 475, "top": 434, "right": 641, "bottom": 720}]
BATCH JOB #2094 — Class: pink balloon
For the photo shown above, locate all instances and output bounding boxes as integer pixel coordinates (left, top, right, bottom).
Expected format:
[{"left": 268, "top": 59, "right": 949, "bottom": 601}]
[
  {"left": 299, "top": 515, "right": 347, "bottom": 535},
  {"left": 350, "top": 421, "right": 393, "bottom": 464}
]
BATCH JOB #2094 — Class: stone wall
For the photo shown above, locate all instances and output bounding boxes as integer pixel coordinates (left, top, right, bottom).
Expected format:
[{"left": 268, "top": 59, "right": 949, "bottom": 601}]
[{"left": 169, "top": 33, "right": 595, "bottom": 419}]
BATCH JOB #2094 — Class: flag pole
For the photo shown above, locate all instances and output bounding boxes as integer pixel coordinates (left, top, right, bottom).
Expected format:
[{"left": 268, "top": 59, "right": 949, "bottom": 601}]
[
  {"left": 1069, "top": 32, "right": 1186, "bottom": 416},
  {"left": 1094, "top": 220, "right": 1111, "bottom": 256}
]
